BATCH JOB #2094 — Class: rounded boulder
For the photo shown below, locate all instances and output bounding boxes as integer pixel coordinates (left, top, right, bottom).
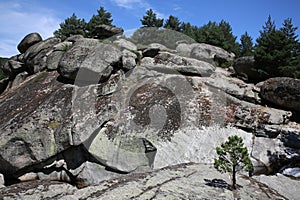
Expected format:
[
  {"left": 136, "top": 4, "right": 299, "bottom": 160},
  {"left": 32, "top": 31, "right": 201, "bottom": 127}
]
[{"left": 17, "top": 33, "right": 43, "bottom": 54}]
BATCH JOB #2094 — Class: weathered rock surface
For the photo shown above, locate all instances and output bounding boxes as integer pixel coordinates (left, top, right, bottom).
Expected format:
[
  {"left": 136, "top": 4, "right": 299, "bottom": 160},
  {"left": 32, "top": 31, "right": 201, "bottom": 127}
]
[
  {"left": 176, "top": 43, "right": 235, "bottom": 67},
  {"left": 58, "top": 38, "right": 122, "bottom": 81},
  {"left": 113, "top": 38, "right": 137, "bottom": 51},
  {"left": 23, "top": 37, "right": 60, "bottom": 74},
  {"left": 1, "top": 32, "right": 300, "bottom": 198},
  {"left": 66, "top": 34, "right": 84, "bottom": 43},
  {"left": 121, "top": 49, "right": 137, "bottom": 71},
  {"left": 0, "top": 77, "right": 9, "bottom": 94},
  {"left": 11, "top": 71, "right": 29, "bottom": 87},
  {"left": 151, "top": 52, "right": 216, "bottom": 77},
  {"left": 2, "top": 56, "right": 25, "bottom": 79},
  {"left": 203, "top": 68, "right": 261, "bottom": 104},
  {"left": 17, "top": 32, "right": 42, "bottom": 54},
  {"left": 94, "top": 25, "right": 124, "bottom": 39},
  {"left": 255, "top": 173, "right": 300, "bottom": 200},
  {"left": 0, "top": 163, "right": 292, "bottom": 200},
  {"left": 260, "top": 77, "right": 300, "bottom": 112},
  {"left": 142, "top": 47, "right": 160, "bottom": 57},
  {"left": 233, "top": 56, "right": 262, "bottom": 82}
]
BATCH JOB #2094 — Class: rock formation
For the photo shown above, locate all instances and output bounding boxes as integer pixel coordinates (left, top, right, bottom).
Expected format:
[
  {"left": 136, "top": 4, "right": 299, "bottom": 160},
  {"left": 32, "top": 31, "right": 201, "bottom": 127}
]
[{"left": 0, "top": 27, "right": 299, "bottom": 199}]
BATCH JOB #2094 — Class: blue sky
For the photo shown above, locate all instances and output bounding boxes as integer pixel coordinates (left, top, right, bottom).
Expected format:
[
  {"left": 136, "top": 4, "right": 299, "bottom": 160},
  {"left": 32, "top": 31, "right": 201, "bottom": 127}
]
[{"left": 1, "top": 0, "right": 300, "bottom": 57}]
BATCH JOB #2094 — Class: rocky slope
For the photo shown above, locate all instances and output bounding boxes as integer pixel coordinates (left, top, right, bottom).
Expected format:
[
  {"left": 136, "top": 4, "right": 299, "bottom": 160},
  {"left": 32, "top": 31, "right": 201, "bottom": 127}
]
[{"left": 0, "top": 26, "right": 299, "bottom": 199}]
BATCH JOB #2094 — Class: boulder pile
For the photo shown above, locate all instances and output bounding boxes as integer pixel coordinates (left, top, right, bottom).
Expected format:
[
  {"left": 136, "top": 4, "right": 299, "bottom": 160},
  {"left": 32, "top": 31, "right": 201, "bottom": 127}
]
[{"left": 0, "top": 26, "right": 299, "bottom": 198}]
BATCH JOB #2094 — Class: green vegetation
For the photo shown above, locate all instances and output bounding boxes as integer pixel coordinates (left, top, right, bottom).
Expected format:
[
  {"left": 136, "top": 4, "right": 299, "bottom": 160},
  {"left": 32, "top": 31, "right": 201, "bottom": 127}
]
[
  {"left": 140, "top": 9, "right": 163, "bottom": 28},
  {"left": 53, "top": 6, "right": 300, "bottom": 80},
  {"left": 86, "top": 6, "right": 113, "bottom": 38},
  {"left": 214, "top": 135, "right": 253, "bottom": 190},
  {"left": 48, "top": 121, "right": 61, "bottom": 130},
  {"left": 54, "top": 6, "right": 113, "bottom": 40},
  {"left": 164, "top": 15, "right": 181, "bottom": 31},
  {"left": 54, "top": 13, "right": 86, "bottom": 41},
  {"left": 254, "top": 16, "right": 300, "bottom": 79},
  {"left": 240, "top": 32, "right": 254, "bottom": 57}
]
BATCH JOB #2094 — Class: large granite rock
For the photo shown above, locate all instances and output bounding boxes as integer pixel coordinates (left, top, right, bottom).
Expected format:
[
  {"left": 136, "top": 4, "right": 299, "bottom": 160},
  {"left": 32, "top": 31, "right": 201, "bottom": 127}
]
[
  {"left": 46, "top": 41, "right": 73, "bottom": 70},
  {"left": 58, "top": 38, "right": 122, "bottom": 82},
  {"left": 146, "top": 52, "right": 216, "bottom": 77},
  {"left": 233, "top": 56, "right": 263, "bottom": 82},
  {"left": 203, "top": 68, "right": 261, "bottom": 104},
  {"left": 17, "top": 33, "right": 43, "bottom": 54},
  {"left": 2, "top": 56, "right": 25, "bottom": 79},
  {"left": 1, "top": 33, "right": 300, "bottom": 199},
  {"left": 176, "top": 43, "right": 235, "bottom": 67},
  {"left": 121, "top": 49, "right": 137, "bottom": 71},
  {"left": 94, "top": 25, "right": 124, "bottom": 39},
  {"left": 0, "top": 163, "right": 293, "bottom": 199},
  {"left": 113, "top": 38, "right": 137, "bottom": 51},
  {"left": 23, "top": 37, "right": 61, "bottom": 74},
  {"left": 260, "top": 77, "right": 300, "bottom": 112}
]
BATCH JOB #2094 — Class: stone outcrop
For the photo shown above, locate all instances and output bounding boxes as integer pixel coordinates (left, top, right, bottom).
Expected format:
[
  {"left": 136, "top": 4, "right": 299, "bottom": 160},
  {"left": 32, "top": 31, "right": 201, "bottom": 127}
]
[
  {"left": 94, "top": 25, "right": 124, "bottom": 39},
  {"left": 58, "top": 38, "right": 122, "bottom": 82},
  {"left": 146, "top": 51, "right": 216, "bottom": 77},
  {"left": 0, "top": 163, "right": 295, "bottom": 200},
  {"left": 176, "top": 43, "right": 235, "bottom": 67},
  {"left": 113, "top": 38, "right": 137, "bottom": 51},
  {"left": 23, "top": 37, "right": 61, "bottom": 74},
  {"left": 17, "top": 32, "right": 42, "bottom": 54},
  {"left": 233, "top": 56, "right": 262, "bottom": 82},
  {"left": 0, "top": 31, "right": 299, "bottom": 199},
  {"left": 260, "top": 77, "right": 300, "bottom": 112}
]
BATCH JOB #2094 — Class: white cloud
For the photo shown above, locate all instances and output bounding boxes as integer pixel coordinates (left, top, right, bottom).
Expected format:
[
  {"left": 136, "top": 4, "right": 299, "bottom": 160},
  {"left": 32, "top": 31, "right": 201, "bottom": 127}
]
[
  {"left": 155, "top": 10, "right": 168, "bottom": 20},
  {"left": 111, "top": 0, "right": 149, "bottom": 9},
  {"left": 173, "top": 4, "right": 182, "bottom": 11},
  {"left": 0, "top": 1, "right": 60, "bottom": 57}
]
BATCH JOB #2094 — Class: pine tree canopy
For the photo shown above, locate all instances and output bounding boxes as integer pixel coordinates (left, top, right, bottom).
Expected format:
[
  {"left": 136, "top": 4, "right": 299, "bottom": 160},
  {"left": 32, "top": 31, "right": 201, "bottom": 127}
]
[
  {"left": 240, "top": 32, "right": 254, "bottom": 56},
  {"left": 53, "top": 13, "right": 86, "bottom": 40},
  {"left": 164, "top": 15, "right": 181, "bottom": 31},
  {"left": 140, "top": 9, "right": 163, "bottom": 28},
  {"left": 214, "top": 135, "right": 253, "bottom": 189},
  {"left": 254, "top": 16, "right": 300, "bottom": 79},
  {"left": 86, "top": 6, "right": 113, "bottom": 38}
]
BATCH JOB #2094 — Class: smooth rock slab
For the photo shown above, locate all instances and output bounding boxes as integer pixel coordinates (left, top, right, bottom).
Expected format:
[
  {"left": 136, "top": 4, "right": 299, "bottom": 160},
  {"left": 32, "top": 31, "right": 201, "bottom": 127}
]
[{"left": 0, "top": 164, "right": 291, "bottom": 199}]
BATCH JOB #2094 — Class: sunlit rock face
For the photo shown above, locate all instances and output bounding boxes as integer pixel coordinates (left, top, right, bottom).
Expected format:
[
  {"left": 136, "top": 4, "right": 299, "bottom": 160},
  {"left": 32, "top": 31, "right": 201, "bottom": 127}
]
[{"left": 0, "top": 28, "right": 299, "bottom": 199}]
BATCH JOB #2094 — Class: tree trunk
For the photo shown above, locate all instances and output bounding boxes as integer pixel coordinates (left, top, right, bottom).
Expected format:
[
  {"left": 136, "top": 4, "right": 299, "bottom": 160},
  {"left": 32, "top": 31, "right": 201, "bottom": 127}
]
[{"left": 232, "top": 165, "right": 236, "bottom": 190}]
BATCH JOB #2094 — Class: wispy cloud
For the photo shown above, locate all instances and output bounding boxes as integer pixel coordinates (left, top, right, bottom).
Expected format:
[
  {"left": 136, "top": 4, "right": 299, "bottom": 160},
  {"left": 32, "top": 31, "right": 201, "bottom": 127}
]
[
  {"left": 0, "top": 1, "right": 60, "bottom": 57},
  {"left": 110, "top": 0, "right": 150, "bottom": 9},
  {"left": 173, "top": 4, "right": 182, "bottom": 11},
  {"left": 155, "top": 10, "right": 168, "bottom": 20}
]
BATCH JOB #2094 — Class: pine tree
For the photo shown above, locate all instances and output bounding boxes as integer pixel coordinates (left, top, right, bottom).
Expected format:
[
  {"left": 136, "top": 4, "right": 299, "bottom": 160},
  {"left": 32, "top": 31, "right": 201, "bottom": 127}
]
[
  {"left": 140, "top": 9, "right": 163, "bottom": 28},
  {"left": 240, "top": 32, "right": 254, "bottom": 56},
  {"left": 164, "top": 15, "right": 181, "bottom": 31},
  {"left": 279, "top": 18, "right": 300, "bottom": 78},
  {"left": 219, "top": 20, "right": 240, "bottom": 55},
  {"left": 255, "top": 16, "right": 300, "bottom": 79},
  {"left": 214, "top": 135, "right": 253, "bottom": 190},
  {"left": 53, "top": 13, "right": 86, "bottom": 40},
  {"left": 86, "top": 6, "right": 113, "bottom": 38}
]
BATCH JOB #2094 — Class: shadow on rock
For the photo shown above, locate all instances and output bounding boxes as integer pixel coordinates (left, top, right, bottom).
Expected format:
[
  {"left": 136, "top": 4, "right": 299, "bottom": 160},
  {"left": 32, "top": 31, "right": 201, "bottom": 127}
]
[{"left": 204, "top": 178, "right": 242, "bottom": 191}]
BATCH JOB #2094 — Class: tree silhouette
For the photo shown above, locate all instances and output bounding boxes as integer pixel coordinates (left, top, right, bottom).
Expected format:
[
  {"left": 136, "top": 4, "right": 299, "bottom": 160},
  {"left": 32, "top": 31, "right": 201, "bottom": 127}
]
[
  {"left": 140, "top": 9, "right": 163, "bottom": 28},
  {"left": 86, "top": 6, "right": 113, "bottom": 38},
  {"left": 240, "top": 32, "right": 253, "bottom": 56},
  {"left": 53, "top": 13, "right": 86, "bottom": 40}
]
